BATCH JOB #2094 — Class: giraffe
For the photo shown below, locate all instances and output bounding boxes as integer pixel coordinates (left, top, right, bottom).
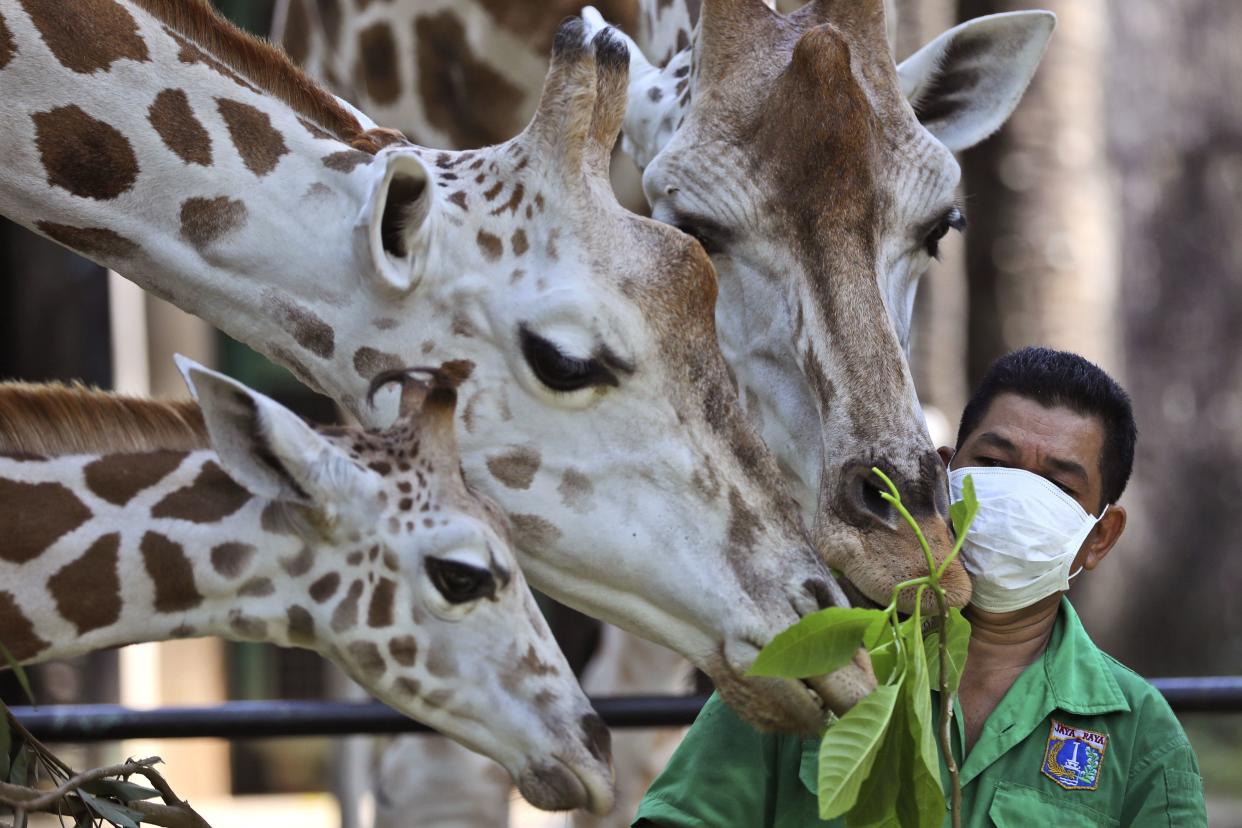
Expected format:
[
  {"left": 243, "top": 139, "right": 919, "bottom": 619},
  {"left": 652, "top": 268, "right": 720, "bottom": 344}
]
[
  {"left": 0, "top": 358, "right": 615, "bottom": 815},
  {"left": 582, "top": 0, "right": 1055, "bottom": 612},
  {"left": 0, "top": 1, "right": 872, "bottom": 730}
]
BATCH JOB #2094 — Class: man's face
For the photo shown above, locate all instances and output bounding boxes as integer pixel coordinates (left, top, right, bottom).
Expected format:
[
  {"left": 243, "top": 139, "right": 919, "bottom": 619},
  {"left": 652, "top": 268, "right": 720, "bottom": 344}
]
[
  {"left": 944, "top": 391, "right": 1126, "bottom": 583},
  {"left": 948, "top": 392, "right": 1107, "bottom": 516}
]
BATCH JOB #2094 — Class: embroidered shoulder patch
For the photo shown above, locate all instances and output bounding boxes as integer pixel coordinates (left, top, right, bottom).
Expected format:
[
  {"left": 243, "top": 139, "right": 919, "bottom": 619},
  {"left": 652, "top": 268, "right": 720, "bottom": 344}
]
[{"left": 1042, "top": 720, "right": 1108, "bottom": 790}]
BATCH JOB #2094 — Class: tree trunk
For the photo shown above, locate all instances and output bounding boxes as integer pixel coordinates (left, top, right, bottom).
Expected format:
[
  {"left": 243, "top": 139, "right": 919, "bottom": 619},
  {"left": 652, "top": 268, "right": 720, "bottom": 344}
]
[
  {"left": 1084, "top": 0, "right": 1242, "bottom": 675},
  {"left": 956, "top": 0, "right": 1116, "bottom": 387}
]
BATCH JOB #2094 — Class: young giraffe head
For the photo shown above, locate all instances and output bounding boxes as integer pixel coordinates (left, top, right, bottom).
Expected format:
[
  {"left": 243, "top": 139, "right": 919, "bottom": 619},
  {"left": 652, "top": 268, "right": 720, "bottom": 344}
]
[
  {"left": 177, "top": 360, "right": 615, "bottom": 813},
  {"left": 0, "top": 360, "right": 612, "bottom": 814},
  {"left": 583, "top": 0, "right": 1054, "bottom": 612}
]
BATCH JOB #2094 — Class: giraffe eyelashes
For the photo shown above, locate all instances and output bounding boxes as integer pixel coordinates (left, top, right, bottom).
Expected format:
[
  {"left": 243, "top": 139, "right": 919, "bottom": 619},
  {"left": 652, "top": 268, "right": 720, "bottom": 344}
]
[
  {"left": 922, "top": 206, "right": 967, "bottom": 259},
  {"left": 519, "top": 327, "right": 619, "bottom": 394},
  {"left": 425, "top": 557, "right": 497, "bottom": 604}
]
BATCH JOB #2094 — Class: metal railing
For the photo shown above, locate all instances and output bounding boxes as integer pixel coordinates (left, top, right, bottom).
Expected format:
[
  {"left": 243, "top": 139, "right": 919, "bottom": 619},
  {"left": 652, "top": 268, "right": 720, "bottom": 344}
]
[{"left": 7, "top": 677, "right": 1241, "bottom": 742}]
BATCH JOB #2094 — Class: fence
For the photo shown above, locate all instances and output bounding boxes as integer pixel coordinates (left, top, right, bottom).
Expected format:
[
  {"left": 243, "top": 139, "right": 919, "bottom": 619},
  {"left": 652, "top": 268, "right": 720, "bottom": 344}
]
[{"left": 8, "top": 677, "right": 1242, "bottom": 742}]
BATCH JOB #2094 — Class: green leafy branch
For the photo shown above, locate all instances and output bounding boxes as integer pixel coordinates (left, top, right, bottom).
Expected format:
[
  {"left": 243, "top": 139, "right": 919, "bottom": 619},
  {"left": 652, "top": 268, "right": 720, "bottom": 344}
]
[
  {"left": 0, "top": 645, "right": 211, "bottom": 827},
  {"left": 749, "top": 471, "right": 979, "bottom": 827}
]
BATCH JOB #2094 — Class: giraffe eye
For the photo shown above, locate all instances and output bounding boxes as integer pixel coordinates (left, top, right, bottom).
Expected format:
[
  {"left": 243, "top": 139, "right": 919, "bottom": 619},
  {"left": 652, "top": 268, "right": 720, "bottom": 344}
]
[
  {"left": 923, "top": 207, "right": 966, "bottom": 258},
  {"left": 520, "top": 327, "right": 617, "bottom": 393},
  {"left": 426, "top": 558, "right": 496, "bottom": 604}
]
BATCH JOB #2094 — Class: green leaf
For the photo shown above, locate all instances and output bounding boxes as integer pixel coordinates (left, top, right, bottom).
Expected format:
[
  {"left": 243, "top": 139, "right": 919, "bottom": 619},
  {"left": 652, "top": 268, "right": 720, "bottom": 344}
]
[
  {"left": 862, "top": 612, "right": 890, "bottom": 649},
  {"left": 817, "top": 683, "right": 900, "bottom": 820},
  {"left": 749, "top": 607, "right": 885, "bottom": 679},
  {"left": 950, "top": 473, "right": 980, "bottom": 543},
  {"left": 925, "top": 608, "right": 972, "bottom": 695},
  {"left": 844, "top": 684, "right": 908, "bottom": 828},
  {"left": 8, "top": 744, "right": 30, "bottom": 786},
  {"left": 0, "top": 640, "right": 35, "bottom": 706},
  {"left": 78, "top": 789, "right": 145, "bottom": 828},
  {"left": 901, "top": 622, "right": 945, "bottom": 828},
  {"left": 83, "top": 778, "right": 161, "bottom": 802}
]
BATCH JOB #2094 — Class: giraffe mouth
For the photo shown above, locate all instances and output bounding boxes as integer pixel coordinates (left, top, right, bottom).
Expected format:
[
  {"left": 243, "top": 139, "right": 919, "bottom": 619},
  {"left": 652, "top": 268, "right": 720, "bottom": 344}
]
[{"left": 839, "top": 575, "right": 886, "bottom": 611}]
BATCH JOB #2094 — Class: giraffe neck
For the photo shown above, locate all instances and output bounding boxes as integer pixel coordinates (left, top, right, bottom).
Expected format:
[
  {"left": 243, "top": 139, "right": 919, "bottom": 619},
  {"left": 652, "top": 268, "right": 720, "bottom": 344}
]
[
  {"left": 0, "top": 0, "right": 390, "bottom": 404},
  {"left": 0, "top": 449, "right": 321, "bottom": 665}
]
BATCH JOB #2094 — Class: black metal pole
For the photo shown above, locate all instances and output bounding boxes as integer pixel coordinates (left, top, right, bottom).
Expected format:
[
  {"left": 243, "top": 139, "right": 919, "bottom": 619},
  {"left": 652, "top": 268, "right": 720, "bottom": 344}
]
[{"left": 7, "top": 678, "right": 1241, "bottom": 743}]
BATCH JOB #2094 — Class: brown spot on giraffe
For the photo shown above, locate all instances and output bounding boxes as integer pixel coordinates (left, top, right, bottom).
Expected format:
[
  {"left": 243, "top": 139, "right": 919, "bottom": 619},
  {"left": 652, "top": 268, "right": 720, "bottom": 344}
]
[
  {"left": 310, "top": 572, "right": 341, "bottom": 603},
  {"left": 19, "top": 0, "right": 148, "bottom": 74},
  {"left": 211, "top": 542, "right": 255, "bottom": 579},
  {"left": 510, "top": 514, "right": 561, "bottom": 550},
  {"left": 545, "top": 228, "right": 560, "bottom": 261},
  {"left": 486, "top": 447, "right": 541, "bottom": 490},
  {"left": 413, "top": 12, "right": 523, "bottom": 148},
  {"left": 0, "top": 479, "right": 92, "bottom": 563},
  {"left": 179, "top": 196, "right": 248, "bottom": 252},
  {"left": 33, "top": 105, "right": 139, "bottom": 200},
  {"left": 389, "top": 635, "right": 417, "bottom": 666},
  {"left": 0, "top": 11, "right": 15, "bottom": 70},
  {"left": 349, "top": 640, "right": 386, "bottom": 679},
  {"left": 424, "top": 641, "right": 456, "bottom": 678},
  {"left": 149, "top": 88, "right": 212, "bottom": 166},
  {"left": 140, "top": 531, "right": 204, "bottom": 612},
  {"left": 49, "top": 532, "right": 121, "bottom": 634},
  {"left": 239, "top": 577, "right": 275, "bottom": 597},
  {"left": 286, "top": 605, "right": 316, "bottom": 646},
  {"left": 322, "top": 149, "right": 371, "bottom": 172},
  {"left": 332, "top": 578, "right": 364, "bottom": 632},
  {"left": 447, "top": 190, "right": 468, "bottom": 210},
  {"left": 482, "top": 180, "right": 504, "bottom": 201},
  {"left": 281, "top": 545, "right": 315, "bottom": 577},
  {"left": 367, "top": 577, "right": 396, "bottom": 627},
  {"left": 152, "top": 461, "right": 250, "bottom": 523},
  {"left": 450, "top": 312, "right": 477, "bottom": 338},
  {"left": 318, "top": 0, "right": 342, "bottom": 47},
  {"left": 489, "top": 182, "right": 525, "bottom": 217},
  {"left": 353, "top": 347, "right": 402, "bottom": 380},
  {"left": 0, "top": 590, "right": 49, "bottom": 661},
  {"left": 395, "top": 676, "right": 421, "bottom": 697},
  {"left": 518, "top": 643, "right": 558, "bottom": 676},
  {"left": 36, "top": 222, "right": 139, "bottom": 261},
  {"left": 474, "top": 0, "right": 636, "bottom": 53},
  {"left": 261, "top": 501, "right": 299, "bottom": 536},
  {"left": 557, "top": 468, "right": 595, "bottom": 513},
  {"left": 216, "top": 98, "right": 289, "bottom": 176},
  {"left": 354, "top": 22, "right": 401, "bottom": 105},
  {"left": 268, "top": 294, "right": 336, "bottom": 360},
  {"left": 84, "top": 450, "right": 185, "bottom": 507},
  {"left": 647, "top": 86, "right": 663, "bottom": 102},
  {"left": 476, "top": 230, "right": 503, "bottom": 262}
]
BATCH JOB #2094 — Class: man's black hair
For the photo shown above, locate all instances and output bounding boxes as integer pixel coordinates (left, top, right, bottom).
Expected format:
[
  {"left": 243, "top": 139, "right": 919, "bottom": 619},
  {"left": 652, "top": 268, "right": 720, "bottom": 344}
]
[{"left": 955, "top": 347, "right": 1137, "bottom": 508}]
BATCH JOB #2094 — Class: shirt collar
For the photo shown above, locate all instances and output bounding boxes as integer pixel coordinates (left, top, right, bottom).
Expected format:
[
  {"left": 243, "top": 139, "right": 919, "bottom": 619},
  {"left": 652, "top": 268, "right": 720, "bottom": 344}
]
[{"left": 1041, "top": 597, "right": 1130, "bottom": 717}]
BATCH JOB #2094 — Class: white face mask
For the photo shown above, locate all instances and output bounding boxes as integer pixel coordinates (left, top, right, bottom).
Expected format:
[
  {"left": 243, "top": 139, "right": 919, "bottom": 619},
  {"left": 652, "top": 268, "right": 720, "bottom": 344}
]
[{"left": 949, "top": 466, "right": 1108, "bottom": 614}]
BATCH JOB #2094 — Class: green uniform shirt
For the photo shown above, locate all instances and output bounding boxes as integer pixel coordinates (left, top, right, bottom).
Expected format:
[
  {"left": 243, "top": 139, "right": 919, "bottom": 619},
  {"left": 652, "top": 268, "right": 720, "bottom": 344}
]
[{"left": 635, "top": 599, "right": 1205, "bottom": 827}]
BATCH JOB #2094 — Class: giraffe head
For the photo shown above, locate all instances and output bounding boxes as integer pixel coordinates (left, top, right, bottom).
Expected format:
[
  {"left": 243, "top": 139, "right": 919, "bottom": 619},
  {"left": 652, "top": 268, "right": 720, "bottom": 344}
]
[
  {"left": 177, "top": 358, "right": 614, "bottom": 814},
  {"left": 582, "top": 0, "right": 1054, "bottom": 613},
  {"left": 317, "top": 20, "right": 872, "bottom": 729}
]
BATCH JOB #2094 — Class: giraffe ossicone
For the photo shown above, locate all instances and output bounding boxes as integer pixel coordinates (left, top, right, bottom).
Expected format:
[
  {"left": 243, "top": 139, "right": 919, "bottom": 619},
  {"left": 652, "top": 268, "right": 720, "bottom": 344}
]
[
  {"left": 1, "top": 0, "right": 874, "bottom": 730},
  {"left": 583, "top": 0, "right": 1054, "bottom": 614},
  {"left": 0, "top": 357, "right": 614, "bottom": 816}
]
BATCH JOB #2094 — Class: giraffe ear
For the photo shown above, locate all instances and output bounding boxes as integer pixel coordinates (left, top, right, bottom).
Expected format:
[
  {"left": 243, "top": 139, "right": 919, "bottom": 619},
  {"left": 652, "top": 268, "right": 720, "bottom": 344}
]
[
  {"left": 363, "top": 151, "right": 433, "bottom": 294},
  {"left": 175, "top": 356, "right": 381, "bottom": 513},
  {"left": 898, "top": 11, "right": 1055, "bottom": 152}
]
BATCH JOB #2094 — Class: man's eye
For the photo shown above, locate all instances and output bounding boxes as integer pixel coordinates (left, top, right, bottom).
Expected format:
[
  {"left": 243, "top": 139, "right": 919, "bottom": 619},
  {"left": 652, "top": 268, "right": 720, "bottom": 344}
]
[{"left": 520, "top": 328, "right": 617, "bottom": 393}]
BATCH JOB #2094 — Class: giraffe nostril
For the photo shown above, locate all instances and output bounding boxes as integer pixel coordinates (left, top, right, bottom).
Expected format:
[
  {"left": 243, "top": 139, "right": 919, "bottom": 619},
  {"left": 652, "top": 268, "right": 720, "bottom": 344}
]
[{"left": 580, "top": 711, "right": 611, "bottom": 764}]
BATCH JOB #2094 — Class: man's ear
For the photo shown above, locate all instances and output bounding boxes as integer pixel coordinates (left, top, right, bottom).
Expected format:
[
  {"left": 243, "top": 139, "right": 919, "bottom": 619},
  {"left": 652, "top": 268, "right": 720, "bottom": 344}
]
[
  {"left": 175, "top": 356, "right": 380, "bottom": 510},
  {"left": 937, "top": 446, "right": 955, "bottom": 468},
  {"left": 362, "top": 150, "right": 433, "bottom": 293},
  {"left": 1077, "top": 504, "right": 1126, "bottom": 573},
  {"left": 898, "top": 11, "right": 1055, "bottom": 152}
]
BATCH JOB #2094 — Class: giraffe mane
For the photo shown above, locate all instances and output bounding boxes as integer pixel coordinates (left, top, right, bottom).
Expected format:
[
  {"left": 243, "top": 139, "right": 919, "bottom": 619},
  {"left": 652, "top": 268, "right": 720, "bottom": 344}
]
[
  {"left": 0, "top": 383, "right": 208, "bottom": 457},
  {"left": 130, "top": 0, "right": 387, "bottom": 152}
]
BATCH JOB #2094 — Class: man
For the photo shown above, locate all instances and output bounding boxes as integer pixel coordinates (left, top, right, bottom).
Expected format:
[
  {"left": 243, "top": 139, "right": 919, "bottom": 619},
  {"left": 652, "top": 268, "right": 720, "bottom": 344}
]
[{"left": 634, "top": 347, "right": 1207, "bottom": 827}]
